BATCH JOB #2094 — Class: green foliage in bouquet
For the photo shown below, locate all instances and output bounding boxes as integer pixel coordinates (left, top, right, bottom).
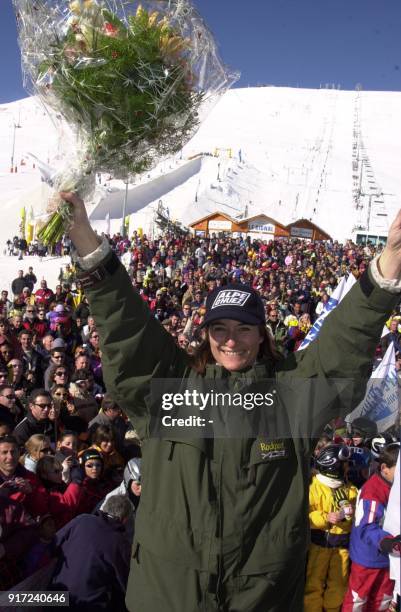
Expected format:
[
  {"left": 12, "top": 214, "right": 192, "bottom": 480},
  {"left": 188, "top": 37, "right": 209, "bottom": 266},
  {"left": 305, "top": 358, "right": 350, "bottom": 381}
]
[{"left": 39, "top": 1, "right": 203, "bottom": 177}]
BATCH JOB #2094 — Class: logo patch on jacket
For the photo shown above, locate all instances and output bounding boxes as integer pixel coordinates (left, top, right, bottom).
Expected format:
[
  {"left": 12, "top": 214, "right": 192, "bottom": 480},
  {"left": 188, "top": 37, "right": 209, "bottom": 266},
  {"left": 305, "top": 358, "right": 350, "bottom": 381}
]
[
  {"left": 259, "top": 439, "right": 288, "bottom": 461},
  {"left": 211, "top": 290, "right": 250, "bottom": 309}
]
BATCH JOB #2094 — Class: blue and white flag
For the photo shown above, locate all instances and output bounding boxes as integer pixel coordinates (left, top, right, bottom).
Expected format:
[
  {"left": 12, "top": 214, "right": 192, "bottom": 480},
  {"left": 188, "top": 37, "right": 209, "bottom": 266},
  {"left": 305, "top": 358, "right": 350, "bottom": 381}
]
[
  {"left": 345, "top": 342, "right": 399, "bottom": 431},
  {"left": 298, "top": 274, "right": 357, "bottom": 351}
]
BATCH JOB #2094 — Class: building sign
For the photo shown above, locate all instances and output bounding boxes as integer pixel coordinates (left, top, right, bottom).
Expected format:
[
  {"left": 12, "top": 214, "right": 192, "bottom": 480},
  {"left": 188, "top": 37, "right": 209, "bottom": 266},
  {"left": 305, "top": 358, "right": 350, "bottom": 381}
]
[
  {"left": 290, "top": 226, "right": 313, "bottom": 239},
  {"left": 209, "top": 220, "right": 232, "bottom": 231},
  {"left": 249, "top": 221, "right": 275, "bottom": 234}
]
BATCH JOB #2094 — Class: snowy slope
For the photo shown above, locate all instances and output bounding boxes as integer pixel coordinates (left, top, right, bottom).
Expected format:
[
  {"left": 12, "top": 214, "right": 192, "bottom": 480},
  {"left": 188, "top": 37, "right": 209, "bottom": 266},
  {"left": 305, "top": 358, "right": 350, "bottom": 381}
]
[{"left": 0, "top": 87, "right": 400, "bottom": 247}]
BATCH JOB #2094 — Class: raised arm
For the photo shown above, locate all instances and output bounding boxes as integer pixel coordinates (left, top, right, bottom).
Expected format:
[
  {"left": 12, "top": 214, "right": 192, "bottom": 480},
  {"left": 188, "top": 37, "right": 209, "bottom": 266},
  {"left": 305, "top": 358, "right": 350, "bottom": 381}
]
[
  {"left": 279, "top": 211, "right": 401, "bottom": 433},
  {"left": 63, "top": 192, "right": 189, "bottom": 438}
]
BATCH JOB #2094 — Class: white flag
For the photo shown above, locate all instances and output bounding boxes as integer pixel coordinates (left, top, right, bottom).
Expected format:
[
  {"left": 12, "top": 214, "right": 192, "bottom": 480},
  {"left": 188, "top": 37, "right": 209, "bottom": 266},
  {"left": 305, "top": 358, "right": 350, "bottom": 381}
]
[
  {"left": 298, "top": 274, "right": 357, "bottom": 351},
  {"left": 105, "top": 212, "right": 110, "bottom": 236},
  {"left": 345, "top": 342, "right": 399, "bottom": 431}
]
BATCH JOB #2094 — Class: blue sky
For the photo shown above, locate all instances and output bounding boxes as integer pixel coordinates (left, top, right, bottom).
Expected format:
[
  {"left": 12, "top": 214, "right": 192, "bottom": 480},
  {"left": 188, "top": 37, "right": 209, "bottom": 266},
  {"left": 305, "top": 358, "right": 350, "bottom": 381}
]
[{"left": 1, "top": 0, "right": 400, "bottom": 103}]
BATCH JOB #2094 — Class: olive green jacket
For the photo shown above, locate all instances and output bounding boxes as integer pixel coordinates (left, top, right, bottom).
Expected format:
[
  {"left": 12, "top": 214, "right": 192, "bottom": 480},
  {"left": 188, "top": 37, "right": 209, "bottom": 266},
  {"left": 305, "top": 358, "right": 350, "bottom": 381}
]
[{"left": 84, "top": 254, "right": 398, "bottom": 577}]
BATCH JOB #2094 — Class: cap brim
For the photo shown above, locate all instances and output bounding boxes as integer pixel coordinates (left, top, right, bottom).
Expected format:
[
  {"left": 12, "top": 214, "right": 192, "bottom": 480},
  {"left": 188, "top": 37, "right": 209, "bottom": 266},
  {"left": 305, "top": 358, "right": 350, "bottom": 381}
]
[{"left": 201, "top": 309, "right": 263, "bottom": 328}]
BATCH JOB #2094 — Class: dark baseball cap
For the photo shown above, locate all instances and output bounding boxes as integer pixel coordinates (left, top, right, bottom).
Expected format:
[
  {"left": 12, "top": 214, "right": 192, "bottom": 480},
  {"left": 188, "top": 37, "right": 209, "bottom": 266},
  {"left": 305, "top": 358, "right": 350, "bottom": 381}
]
[{"left": 201, "top": 283, "right": 265, "bottom": 327}]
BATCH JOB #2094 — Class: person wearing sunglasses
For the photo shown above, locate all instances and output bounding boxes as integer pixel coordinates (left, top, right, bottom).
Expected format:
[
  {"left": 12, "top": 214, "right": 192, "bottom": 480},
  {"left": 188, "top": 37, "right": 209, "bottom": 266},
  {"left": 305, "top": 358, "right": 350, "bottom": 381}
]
[
  {"left": 21, "top": 433, "right": 53, "bottom": 474},
  {"left": 45, "top": 365, "right": 70, "bottom": 393},
  {"left": 77, "top": 448, "right": 114, "bottom": 515},
  {"left": 13, "top": 389, "right": 54, "bottom": 448},
  {"left": 22, "top": 306, "right": 49, "bottom": 340},
  {"left": 0, "top": 384, "right": 19, "bottom": 430}
]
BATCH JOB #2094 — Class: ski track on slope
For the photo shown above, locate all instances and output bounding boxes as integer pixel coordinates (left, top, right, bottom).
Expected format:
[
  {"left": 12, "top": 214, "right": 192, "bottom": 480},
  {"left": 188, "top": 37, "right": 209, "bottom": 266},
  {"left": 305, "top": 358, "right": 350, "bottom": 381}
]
[{"left": 0, "top": 87, "right": 400, "bottom": 252}]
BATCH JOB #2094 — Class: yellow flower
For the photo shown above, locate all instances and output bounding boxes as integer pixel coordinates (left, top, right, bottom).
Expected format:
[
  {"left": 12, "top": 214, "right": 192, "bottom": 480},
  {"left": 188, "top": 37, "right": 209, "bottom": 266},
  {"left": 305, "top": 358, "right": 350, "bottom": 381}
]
[
  {"left": 148, "top": 11, "right": 159, "bottom": 27},
  {"left": 136, "top": 4, "right": 145, "bottom": 18},
  {"left": 69, "top": 0, "right": 82, "bottom": 14},
  {"left": 83, "top": 0, "right": 95, "bottom": 7},
  {"left": 158, "top": 16, "right": 170, "bottom": 32}
]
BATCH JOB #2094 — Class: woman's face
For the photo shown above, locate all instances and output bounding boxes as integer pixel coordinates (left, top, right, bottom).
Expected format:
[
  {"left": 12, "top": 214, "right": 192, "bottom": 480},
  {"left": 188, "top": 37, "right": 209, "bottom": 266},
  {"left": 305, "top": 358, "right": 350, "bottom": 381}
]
[
  {"left": 52, "top": 387, "right": 68, "bottom": 402},
  {"left": 99, "top": 439, "right": 114, "bottom": 454},
  {"left": 58, "top": 435, "right": 77, "bottom": 455},
  {"left": 33, "top": 439, "right": 52, "bottom": 460},
  {"left": 84, "top": 460, "right": 102, "bottom": 479},
  {"left": 53, "top": 369, "right": 68, "bottom": 385},
  {"left": 48, "top": 403, "right": 60, "bottom": 421},
  {"left": 208, "top": 319, "right": 263, "bottom": 372}
]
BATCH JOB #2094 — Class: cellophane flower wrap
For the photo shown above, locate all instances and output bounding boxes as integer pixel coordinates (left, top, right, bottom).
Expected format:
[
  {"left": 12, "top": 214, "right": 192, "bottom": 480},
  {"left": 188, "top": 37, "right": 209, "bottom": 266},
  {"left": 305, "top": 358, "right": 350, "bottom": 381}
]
[{"left": 13, "top": 0, "right": 238, "bottom": 244}]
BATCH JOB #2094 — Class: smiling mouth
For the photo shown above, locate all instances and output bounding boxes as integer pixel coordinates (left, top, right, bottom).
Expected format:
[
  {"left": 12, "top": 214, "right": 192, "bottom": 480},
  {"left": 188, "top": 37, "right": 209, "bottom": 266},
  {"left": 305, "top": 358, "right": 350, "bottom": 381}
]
[{"left": 220, "top": 350, "right": 245, "bottom": 356}]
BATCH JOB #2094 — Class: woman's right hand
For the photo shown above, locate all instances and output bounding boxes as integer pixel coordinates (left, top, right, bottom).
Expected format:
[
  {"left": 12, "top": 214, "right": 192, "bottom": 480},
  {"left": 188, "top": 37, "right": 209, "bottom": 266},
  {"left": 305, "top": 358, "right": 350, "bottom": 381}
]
[{"left": 59, "top": 191, "right": 101, "bottom": 257}]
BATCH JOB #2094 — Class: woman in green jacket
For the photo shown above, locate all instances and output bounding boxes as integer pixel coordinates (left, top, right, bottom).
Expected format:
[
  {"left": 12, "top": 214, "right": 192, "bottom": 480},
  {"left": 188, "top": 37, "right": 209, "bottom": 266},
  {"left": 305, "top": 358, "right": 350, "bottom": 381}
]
[{"left": 63, "top": 191, "right": 401, "bottom": 612}]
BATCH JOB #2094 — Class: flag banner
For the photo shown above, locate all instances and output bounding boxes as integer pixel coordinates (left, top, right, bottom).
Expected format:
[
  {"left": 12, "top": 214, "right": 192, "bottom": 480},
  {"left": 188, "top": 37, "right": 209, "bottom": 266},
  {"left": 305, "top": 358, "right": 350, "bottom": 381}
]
[
  {"left": 345, "top": 343, "right": 399, "bottom": 431},
  {"left": 298, "top": 274, "right": 357, "bottom": 350}
]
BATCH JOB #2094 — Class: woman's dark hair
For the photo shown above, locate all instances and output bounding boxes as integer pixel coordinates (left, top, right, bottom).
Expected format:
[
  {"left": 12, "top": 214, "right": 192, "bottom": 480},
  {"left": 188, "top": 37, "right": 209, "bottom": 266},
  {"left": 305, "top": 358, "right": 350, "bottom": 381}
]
[
  {"left": 379, "top": 444, "right": 399, "bottom": 468},
  {"left": 48, "top": 364, "right": 69, "bottom": 386},
  {"left": 189, "top": 325, "right": 281, "bottom": 375},
  {"left": 36, "top": 455, "right": 62, "bottom": 481},
  {"left": 92, "top": 425, "right": 115, "bottom": 446},
  {"left": 59, "top": 430, "right": 78, "bottom": 443}
]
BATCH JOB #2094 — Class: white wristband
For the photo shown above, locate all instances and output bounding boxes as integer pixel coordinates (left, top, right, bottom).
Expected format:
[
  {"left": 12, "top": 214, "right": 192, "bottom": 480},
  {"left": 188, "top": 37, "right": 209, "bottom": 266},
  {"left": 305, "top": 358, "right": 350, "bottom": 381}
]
[
  {"left": 370, "top": 254, "right": 401, "bottom": 294},
  {"left": 76, "top": 236, "right": 111, "bottom": 271}
]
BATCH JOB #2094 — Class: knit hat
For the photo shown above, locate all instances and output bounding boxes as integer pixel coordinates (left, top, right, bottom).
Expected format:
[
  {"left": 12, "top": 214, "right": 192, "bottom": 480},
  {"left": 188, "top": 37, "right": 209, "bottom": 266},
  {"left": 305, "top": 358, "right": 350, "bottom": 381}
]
[{"left": 201, "top": 283, "right": 265, "bottom": 328}]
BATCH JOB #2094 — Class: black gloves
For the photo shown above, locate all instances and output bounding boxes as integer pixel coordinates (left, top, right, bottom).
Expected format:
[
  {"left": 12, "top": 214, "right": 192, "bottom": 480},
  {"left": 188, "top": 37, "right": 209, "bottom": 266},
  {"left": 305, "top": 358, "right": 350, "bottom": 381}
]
[{"left": 380, "top": 535, "right": 401, "bottom": 554}]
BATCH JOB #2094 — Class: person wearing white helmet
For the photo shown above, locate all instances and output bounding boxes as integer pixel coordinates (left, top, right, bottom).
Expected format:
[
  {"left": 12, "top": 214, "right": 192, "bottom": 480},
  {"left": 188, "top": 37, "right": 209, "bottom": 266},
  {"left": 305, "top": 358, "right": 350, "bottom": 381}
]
[{"left": 100, "top": 458, "right": 142, "bottom": 513}]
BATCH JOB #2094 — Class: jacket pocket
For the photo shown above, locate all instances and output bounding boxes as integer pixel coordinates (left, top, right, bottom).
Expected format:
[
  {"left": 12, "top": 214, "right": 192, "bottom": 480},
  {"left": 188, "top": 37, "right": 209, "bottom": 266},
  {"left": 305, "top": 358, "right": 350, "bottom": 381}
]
[{"left": 246, "top": 438, "right": 291, "bottom": 485}]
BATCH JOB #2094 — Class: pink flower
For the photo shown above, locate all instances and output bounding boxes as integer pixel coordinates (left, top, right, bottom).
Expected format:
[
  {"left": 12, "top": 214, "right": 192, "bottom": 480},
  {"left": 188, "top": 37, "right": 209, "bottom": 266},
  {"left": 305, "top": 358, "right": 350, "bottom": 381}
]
[{"left": 103, "top": 22, "right": 118, "bottom": 37}]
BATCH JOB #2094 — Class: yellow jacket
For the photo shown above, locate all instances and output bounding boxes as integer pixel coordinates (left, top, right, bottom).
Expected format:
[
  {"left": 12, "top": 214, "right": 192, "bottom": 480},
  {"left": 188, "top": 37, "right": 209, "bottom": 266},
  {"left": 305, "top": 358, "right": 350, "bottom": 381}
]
[{"left": 309, "top": 474, "right": 358, "bottom": 535}]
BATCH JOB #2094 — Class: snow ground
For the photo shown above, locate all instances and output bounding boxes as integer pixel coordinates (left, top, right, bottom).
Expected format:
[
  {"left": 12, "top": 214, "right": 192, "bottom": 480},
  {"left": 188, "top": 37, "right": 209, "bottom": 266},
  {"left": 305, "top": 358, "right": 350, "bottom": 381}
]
[{"left": 0, "top": 86, "right": 400, "bottom": 274}]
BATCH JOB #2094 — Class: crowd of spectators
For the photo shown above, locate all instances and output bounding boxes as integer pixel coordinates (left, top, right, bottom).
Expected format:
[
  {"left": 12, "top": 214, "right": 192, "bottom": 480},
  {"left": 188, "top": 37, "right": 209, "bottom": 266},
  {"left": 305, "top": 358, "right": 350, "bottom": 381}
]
[{"left": 0, "top": 228, "right": 400, "bottom": 609}]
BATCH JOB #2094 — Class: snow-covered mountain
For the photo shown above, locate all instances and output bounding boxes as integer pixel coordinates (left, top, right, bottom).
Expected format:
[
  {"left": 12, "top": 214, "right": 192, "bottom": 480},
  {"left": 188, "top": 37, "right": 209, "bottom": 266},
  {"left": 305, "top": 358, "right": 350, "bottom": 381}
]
[{"left": 1, "top": 86, "right": 400, "bottom": 245}]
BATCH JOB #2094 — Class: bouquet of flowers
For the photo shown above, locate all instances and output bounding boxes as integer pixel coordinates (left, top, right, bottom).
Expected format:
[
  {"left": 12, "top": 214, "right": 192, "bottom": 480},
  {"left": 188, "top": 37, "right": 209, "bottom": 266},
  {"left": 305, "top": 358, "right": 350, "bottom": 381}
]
[{"left": 14, "top": 0, "right": 237, "bottom": 244}]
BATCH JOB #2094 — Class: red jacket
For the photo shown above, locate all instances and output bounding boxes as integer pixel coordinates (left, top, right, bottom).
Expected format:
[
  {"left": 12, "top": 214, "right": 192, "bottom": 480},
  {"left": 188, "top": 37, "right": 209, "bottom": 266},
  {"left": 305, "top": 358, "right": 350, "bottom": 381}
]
[
  {"left": 0, "top": 464, "right": 48, "bottom": 518},
  {"left": 36, "top": 480, "right": 82, "bottom": 530},
  {"left": 77, "top": 477, "right": 114, "bottom": 515},
  {"left": 0, "top": 493, "right": 38, "bottom": 559},
  {"left": 22, "top": 319, "right": 49, "bottom": 338}
]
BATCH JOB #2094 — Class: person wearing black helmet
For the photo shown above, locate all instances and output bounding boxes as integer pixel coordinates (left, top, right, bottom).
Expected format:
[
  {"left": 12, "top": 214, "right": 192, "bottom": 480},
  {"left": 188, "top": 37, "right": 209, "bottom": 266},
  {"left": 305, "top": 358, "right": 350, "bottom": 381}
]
[
  {"left": 304, "top": 444, "right": 358, "bottom": 611},
  {"left": 77, "top": 448, "right": 114, "bottom": 514},
  {"left": 347, "top": 417, "right": 378, "bottom": 488},
  {"left": 64, "top": 191, "right": 401, "bottom": 612},
  {"left": 350, "top": 417, "right": 378, "bottom": 446}
]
